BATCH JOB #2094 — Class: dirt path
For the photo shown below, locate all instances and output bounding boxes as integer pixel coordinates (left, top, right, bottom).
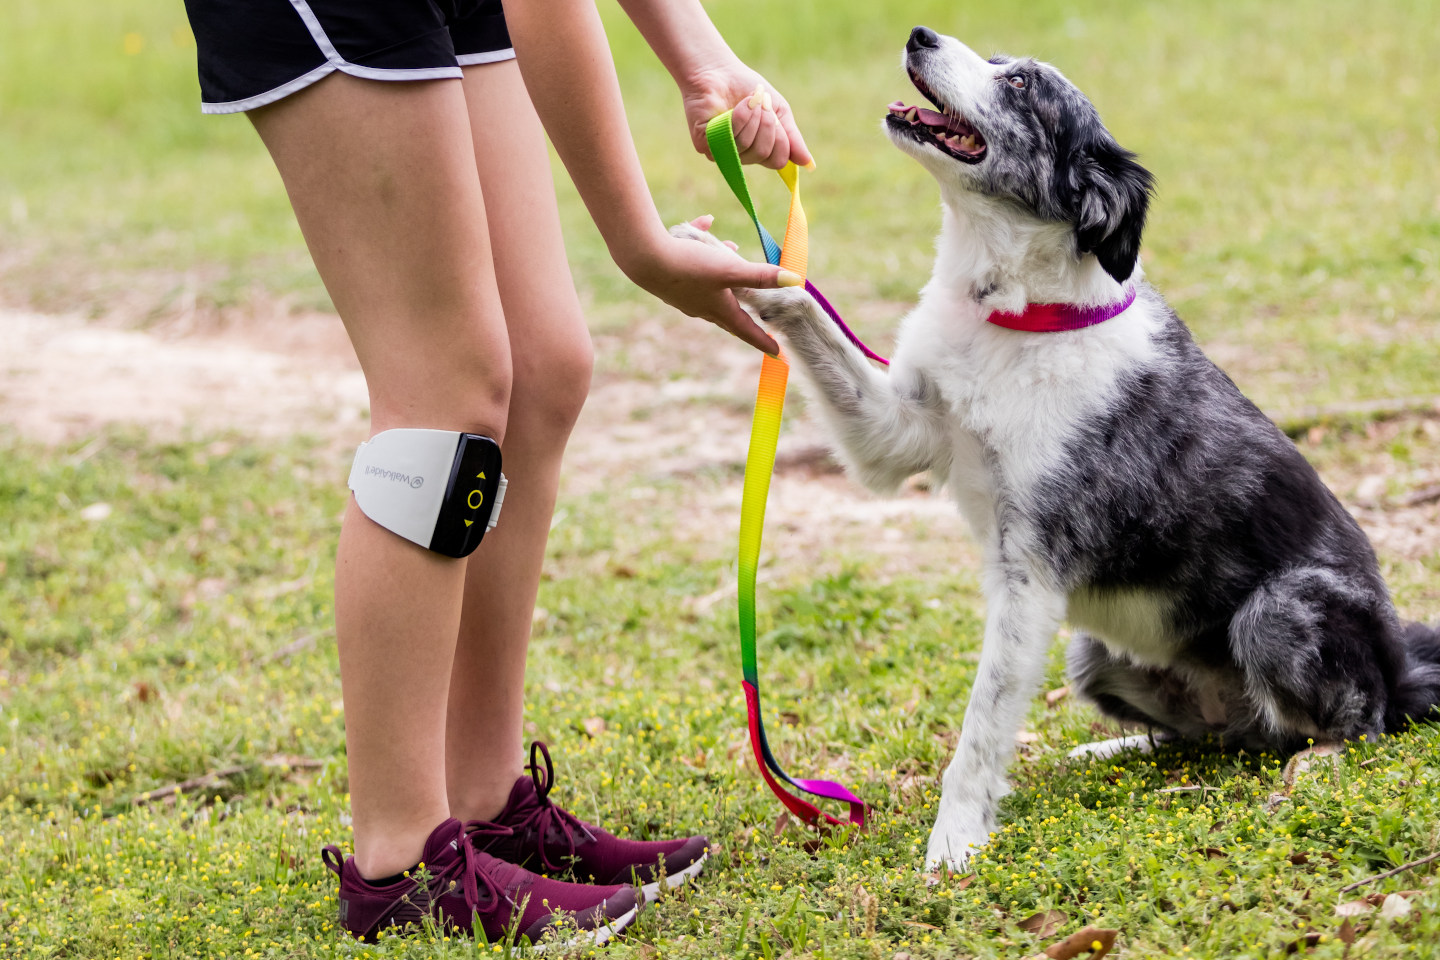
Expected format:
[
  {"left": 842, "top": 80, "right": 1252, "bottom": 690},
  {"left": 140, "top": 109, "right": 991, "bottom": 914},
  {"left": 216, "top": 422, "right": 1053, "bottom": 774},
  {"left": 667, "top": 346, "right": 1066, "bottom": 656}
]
[{"left": 2, "top": 306, "right": 1435, "bottom": 588}]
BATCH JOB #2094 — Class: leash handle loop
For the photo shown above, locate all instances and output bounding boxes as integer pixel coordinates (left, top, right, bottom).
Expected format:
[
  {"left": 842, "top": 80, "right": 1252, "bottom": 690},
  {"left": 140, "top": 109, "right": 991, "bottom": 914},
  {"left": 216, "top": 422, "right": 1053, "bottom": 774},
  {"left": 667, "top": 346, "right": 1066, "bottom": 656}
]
[{"left": 706, "top": 109, "right": 866, "bottom": 829}]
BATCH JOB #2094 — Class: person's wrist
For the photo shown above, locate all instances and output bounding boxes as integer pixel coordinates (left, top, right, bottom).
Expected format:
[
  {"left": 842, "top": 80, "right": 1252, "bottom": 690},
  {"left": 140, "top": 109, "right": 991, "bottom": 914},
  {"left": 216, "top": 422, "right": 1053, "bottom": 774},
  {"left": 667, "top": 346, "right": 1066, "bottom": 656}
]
[
  {"left": 610, "top": 226, "right": 671, "bottom": 286},
  {"left": 676, "top": 51, "right": 746, "bottom": 98}
]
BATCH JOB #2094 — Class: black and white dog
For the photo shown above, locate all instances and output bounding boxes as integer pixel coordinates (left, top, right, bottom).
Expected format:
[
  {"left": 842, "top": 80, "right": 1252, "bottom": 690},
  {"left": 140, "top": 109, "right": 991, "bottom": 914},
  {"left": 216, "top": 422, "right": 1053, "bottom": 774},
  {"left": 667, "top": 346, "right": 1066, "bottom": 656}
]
[{"left": 674, "top": 26, "right": 1440, "bottom": 869}]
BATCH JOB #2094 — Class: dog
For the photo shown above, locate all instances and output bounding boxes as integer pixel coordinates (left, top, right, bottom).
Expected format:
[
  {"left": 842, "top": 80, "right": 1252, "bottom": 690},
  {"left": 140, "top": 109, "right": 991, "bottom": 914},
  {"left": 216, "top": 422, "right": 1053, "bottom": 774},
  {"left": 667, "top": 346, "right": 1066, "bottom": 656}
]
[{"left": 673, "top": 25, "right": 1440, "bottom": 870}]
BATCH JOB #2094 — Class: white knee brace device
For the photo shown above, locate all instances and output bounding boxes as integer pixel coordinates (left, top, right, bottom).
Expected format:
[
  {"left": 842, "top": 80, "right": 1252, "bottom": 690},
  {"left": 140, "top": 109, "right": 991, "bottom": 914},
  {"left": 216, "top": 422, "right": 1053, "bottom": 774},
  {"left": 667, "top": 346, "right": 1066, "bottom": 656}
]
[{"left": 347, "top": 429, "right": 507, "bottom": 558}]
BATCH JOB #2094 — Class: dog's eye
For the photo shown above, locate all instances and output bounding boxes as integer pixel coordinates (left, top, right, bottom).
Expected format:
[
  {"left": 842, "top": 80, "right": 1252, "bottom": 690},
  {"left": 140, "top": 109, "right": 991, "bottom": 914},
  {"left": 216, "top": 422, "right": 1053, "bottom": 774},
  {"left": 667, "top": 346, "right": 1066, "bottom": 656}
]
[{"left": 1008, "top": 75, "right": 1027, "bottom": 90}]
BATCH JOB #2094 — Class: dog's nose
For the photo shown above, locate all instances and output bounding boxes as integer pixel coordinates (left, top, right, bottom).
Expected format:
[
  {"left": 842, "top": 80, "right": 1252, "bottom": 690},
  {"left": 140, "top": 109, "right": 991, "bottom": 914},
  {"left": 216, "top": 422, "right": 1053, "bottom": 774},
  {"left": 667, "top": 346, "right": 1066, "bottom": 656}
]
[{"left": 907, "top": 26, "right": 940, "bottom": 52}]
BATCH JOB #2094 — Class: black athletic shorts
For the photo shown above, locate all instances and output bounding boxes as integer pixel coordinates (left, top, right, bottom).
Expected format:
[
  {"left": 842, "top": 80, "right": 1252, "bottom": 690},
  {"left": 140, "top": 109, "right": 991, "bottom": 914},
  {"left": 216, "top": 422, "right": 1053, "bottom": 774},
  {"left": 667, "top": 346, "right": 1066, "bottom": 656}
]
[{"left": 183, "top": 0, "right": 513, "bottom": 115}]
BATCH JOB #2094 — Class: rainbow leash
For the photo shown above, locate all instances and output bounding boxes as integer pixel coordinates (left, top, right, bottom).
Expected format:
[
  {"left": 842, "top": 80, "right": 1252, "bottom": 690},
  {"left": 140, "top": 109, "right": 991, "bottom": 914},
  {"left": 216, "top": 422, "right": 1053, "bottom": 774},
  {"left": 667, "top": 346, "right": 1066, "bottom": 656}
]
[{"left": 706, "top": 110, "right": 883, "bottom": 829}]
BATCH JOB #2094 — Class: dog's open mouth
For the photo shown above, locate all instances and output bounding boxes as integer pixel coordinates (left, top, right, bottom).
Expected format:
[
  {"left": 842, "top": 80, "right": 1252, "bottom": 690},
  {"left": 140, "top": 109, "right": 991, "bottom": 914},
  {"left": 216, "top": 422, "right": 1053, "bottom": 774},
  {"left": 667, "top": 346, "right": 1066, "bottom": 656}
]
[{"left": 886, "top": 71, "right": 987, "bottom": 163}]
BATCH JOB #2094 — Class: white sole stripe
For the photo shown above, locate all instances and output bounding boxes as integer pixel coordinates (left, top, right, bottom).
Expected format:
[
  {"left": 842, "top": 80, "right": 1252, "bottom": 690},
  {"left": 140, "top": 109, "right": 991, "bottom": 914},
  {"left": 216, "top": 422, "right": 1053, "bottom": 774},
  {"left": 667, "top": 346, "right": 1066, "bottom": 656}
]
[{"left": 640, "top": 851, "right": 708, "bottom": 903}]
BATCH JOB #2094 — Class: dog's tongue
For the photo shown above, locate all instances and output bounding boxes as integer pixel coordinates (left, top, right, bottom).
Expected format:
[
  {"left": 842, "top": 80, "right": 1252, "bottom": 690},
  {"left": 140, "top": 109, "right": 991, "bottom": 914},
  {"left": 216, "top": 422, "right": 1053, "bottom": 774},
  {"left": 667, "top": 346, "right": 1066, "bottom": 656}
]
[{"left": 915, "top": 107, "right": 949, "bottom": 128}]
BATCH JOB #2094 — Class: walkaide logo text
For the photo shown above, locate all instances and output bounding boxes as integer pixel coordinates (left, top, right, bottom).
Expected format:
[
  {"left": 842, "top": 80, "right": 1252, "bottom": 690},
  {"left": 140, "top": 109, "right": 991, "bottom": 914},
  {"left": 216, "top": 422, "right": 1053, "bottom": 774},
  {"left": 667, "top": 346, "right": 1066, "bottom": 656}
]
[{"left": 365, "top": 464, "right": 425, "bottom": 489}]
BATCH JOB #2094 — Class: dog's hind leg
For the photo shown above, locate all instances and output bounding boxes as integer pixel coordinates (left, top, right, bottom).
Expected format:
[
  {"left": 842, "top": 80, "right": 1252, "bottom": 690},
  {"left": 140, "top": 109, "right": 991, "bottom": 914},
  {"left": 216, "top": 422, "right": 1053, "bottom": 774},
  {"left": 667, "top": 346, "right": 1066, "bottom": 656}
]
[
  {"left": 925, "top": 561, "right": 1065, "bottom": 871},
  {"left": 1229, "top": 567, "right": 1398, "bottom": 747},
  {"left": 1065, "top": 632, "right": 1229, "bottom": 737}
]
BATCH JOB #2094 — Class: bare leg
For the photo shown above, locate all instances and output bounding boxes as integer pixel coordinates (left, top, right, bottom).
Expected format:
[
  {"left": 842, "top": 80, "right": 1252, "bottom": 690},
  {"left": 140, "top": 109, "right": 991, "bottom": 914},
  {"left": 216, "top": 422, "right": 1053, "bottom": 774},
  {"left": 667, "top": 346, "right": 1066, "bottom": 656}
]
[
  {"left": 249, "top": 73, "right": 511, "bottom": 879},
  {"left": 444, "top": 60, "right": 594, "bottom": 822}
]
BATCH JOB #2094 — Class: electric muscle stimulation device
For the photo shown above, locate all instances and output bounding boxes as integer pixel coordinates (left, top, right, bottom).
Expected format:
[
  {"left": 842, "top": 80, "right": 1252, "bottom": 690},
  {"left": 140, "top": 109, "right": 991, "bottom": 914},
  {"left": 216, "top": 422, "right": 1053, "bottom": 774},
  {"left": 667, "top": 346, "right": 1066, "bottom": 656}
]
[{"left": 348, "top": 429, "right": 507, "bottom": 558}]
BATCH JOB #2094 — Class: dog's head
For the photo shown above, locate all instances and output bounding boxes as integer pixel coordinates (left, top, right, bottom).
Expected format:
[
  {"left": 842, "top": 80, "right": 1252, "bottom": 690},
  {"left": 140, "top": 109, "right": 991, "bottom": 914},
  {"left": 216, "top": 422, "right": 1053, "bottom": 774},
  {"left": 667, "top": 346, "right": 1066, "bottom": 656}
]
[{"left": 887, "top": 27, "right": 1154, "bottom": 283}]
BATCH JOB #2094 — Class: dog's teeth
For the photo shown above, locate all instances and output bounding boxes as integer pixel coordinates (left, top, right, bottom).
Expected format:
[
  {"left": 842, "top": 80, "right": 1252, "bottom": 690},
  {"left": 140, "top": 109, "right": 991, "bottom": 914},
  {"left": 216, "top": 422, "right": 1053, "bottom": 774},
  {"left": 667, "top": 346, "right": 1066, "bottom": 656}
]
[
  {"left": 905, "top": 107, "right": 918, "bottom": 122},
  {"left": 960, "top": 135, "right": 977, "bottom": 150}
]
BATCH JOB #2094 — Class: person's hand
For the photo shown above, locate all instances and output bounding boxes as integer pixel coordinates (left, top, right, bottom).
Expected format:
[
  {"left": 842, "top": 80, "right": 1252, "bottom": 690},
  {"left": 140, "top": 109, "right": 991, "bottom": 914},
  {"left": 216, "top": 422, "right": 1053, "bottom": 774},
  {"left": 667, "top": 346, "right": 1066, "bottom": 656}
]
[
  {"left": 682, "top": 64, "right": 813, "bottom": 170},
  {"left": 623, "top": 216, "right": 802, "bottom": 354}
]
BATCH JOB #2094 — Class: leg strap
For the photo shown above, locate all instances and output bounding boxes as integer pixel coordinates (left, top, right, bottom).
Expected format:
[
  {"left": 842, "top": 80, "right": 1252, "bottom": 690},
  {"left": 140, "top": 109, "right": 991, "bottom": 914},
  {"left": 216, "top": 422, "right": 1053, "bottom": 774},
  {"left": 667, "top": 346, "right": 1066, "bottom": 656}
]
[{"left": 348, "top": 428, "right": 507, "bottom": 557}]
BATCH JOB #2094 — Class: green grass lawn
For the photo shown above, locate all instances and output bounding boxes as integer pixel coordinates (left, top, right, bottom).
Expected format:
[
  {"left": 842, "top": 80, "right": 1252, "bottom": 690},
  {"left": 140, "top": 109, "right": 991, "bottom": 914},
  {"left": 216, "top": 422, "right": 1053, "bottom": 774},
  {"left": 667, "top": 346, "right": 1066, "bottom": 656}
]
[
  {"left": 3, "top": 0, "right": 1440, "bottom": 957},
  {"left": 2, "top": 428, "right": 1439, "bottom": 959}
]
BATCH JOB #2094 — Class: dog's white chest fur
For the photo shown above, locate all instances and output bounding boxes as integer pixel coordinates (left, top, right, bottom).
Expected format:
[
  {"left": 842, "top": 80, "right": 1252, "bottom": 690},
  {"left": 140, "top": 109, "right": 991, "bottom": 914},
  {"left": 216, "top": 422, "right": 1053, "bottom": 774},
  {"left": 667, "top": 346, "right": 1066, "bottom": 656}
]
[{"left": 896, "top": 275, "right": 1163, "bottom": 547}]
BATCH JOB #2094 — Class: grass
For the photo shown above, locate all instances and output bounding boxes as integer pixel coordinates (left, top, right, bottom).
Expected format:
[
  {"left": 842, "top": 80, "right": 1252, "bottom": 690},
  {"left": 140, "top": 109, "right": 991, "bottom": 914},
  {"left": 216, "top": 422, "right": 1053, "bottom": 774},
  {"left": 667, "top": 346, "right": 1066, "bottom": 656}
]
[
  {"left": 2, "top": 427, "right": 1438, "bottom": 959},
  {"left": 3, "top": 0, "right": 1440, "bottom": 957}
]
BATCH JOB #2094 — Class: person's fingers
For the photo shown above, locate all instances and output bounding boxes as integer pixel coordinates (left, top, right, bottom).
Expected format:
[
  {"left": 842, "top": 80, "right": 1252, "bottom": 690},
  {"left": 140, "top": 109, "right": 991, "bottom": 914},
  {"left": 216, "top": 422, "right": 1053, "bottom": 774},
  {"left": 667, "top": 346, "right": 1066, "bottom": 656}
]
[
  {"left": 773, "top": 98, "right": 814, "bottom": 169},
  {"left": 742, "top": 110, "right": 780, "bottom": 166},
  {"left": 711, "top": 292, "right": 779, "bottom": 355},
  {"left": 690, "top": 214, "right": 715, "bottom": 231},
  {"left": 723, "top": 240, "right": 739, "bottom": 251},
  {"left": 731, "top": 97, "right": 763, "bottom": 153},
  {"left": 721, "top": 257, "right": 803, "bottom": 290},
  {"left": 759, "top": 129, "right": 791, "bottom": 170}
]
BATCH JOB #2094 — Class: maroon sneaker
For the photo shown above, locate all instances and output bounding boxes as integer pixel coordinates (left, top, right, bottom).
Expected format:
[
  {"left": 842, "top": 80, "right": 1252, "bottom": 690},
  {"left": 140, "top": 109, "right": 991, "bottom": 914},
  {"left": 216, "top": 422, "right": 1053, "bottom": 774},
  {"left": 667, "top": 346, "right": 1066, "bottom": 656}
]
[
  {"left": 475, "top": 742, "right": 710, "bottom": 902},
  {"left": 321, "top": 817, "right": 640, "bottom": 946}
]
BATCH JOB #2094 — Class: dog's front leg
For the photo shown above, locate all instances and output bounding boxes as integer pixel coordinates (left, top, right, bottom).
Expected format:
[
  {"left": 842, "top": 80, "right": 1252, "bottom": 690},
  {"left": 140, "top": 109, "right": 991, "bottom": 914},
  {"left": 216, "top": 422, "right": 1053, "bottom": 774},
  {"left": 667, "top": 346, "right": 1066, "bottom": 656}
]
[
  {"left": 926, "top": 561, "right": 1064, "bottom": 870},
  {"left": 736, "top": 286, "right": 946, "bottom": 494},
  {"left": 668, "top": 217, "right": 945, "bottom": 493}
]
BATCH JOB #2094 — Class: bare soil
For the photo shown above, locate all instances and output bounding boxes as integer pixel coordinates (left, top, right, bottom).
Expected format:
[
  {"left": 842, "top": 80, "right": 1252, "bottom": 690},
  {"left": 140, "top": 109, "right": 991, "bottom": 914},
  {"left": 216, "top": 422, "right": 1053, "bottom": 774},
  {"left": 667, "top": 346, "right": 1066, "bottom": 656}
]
[{"left": 1, "top": 305, "right": 1434, "bottom": 593}]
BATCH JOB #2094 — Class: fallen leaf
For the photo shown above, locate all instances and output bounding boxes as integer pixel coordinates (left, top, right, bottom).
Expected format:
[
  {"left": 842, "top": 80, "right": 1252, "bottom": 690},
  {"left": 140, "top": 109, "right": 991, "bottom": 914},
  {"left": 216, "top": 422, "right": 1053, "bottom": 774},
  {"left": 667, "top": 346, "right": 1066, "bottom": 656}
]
[
  {"left": 1285, "top": 932, "right": 1323, "bottom": 954},
  {"left": 1289, "top": 853, "right": 1310, "bottom": 865},
  {"left": 581, "top": 717, "right": 606, "bottom": 737},
  {"left": 1023, "top": 926, "right": 1117, "bottom": 960},
  {"left": 1200, "top": 847, "right": 1228, "bottom": 859},
  {"left": 1018, "top": 909, "right": 1068, "bottom": 938},
  {"left": 1378, "top": 894, "right": 1412, "bottom": 920},
  {"left": 1338, "top": 918, "right": 1358, "bottom": 944},
  {"left": 772, "top": 812, "right": 794, "bottom": 838},
  {"left": 133, "top": 681, "right": 157, "bottom": 703},
  {"left": 1335, "top": 899, "right": 1374, "bottom": 917},
  {"left": 1282, "top": 743, "right": 1343, "bottom": 787},
  {"left": 1045, "top": 686, "right": 1071, "bottom": 708}
]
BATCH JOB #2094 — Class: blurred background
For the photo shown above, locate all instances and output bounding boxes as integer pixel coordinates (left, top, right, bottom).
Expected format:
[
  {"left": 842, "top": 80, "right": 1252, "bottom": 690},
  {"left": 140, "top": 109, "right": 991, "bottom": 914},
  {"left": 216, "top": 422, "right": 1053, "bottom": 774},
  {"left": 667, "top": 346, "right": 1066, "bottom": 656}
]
[
  {"left": 2, "top": 2, "right": 1439, "bottom": 957},
  {"left": 3, "top": 0, "right": 1438, "bottom": 409}
]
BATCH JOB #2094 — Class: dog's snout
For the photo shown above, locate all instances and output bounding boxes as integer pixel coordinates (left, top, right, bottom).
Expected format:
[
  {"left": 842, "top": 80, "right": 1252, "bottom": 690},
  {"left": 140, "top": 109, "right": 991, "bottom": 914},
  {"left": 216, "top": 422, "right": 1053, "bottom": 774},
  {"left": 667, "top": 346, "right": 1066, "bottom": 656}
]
[{"left": 907, "top": 26, "right": 940, "bottom": 53}]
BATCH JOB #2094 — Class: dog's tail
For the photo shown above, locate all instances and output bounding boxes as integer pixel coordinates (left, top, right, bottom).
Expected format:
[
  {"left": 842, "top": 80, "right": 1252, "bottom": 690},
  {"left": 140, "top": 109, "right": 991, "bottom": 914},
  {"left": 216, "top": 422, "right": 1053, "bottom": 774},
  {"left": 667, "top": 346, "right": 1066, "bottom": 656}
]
[{"left": 1385, "top": 621, "right": 1440, "bottom": 732}]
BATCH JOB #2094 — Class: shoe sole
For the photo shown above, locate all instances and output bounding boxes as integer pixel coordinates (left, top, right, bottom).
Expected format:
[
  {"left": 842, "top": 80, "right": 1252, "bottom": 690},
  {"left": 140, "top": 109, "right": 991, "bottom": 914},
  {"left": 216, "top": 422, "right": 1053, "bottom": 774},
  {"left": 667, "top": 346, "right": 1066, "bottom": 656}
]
[
  {"left": 640, "top": 851, "right": 708, "bottom": 903},
  {"left": 530, "top": 903, "right": 639, "bottom": 954}
]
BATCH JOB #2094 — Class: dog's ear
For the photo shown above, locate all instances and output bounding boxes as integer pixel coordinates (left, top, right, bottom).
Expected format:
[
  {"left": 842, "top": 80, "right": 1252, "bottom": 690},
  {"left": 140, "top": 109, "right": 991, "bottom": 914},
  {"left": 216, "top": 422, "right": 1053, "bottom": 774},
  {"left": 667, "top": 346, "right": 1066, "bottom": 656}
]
[{"left": 1065, "top": 137, "right": 1153, "bottom": 283}]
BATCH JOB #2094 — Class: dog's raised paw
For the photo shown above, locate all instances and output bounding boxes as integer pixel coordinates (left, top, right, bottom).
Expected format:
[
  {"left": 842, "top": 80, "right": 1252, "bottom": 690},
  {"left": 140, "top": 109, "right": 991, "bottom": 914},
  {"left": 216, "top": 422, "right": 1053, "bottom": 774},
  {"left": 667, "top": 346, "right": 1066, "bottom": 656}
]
[
  {"left": 667, "top": 219, "right": 737, "bottom": 255},
  {"left": 735, "top": 285, "right": 811, "bottom": 326}
]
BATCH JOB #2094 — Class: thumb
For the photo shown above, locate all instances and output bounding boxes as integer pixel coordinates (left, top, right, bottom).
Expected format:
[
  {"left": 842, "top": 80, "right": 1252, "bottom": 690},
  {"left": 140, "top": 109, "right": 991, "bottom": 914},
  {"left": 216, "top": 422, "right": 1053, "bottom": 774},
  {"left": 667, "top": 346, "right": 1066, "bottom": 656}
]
[{"left": 725, "top": 258, "right": 805, "bottom": 291}]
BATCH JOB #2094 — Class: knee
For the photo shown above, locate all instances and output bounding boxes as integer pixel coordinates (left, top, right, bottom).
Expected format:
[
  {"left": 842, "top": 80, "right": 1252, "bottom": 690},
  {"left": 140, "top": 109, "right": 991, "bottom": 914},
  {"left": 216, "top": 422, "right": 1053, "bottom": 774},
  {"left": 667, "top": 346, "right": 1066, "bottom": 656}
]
[
  {"left": 368, "top": 339, "right": 514, "bottom": 444},
  {"left": 510, "top": 325, "right": 594, "bottom": 440}
]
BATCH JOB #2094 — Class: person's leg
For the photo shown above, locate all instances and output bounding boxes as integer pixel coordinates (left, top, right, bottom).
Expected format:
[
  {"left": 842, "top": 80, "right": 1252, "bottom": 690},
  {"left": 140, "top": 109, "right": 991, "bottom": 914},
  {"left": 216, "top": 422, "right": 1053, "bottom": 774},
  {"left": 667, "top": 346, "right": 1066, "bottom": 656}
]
[
  {"left": 248, "top": 72, "right": 512, "bottom": 879},
  {"left": 444, "top": 59, "right": 595, "bottom": 822}
]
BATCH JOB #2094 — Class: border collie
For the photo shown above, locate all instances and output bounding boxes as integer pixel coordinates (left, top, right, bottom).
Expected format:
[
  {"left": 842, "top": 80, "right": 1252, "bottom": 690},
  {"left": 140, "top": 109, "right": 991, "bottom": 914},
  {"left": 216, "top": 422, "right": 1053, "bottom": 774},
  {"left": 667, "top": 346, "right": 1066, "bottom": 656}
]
[{"left": 673, "top": 26, "right": 1440, "bottom": 869}]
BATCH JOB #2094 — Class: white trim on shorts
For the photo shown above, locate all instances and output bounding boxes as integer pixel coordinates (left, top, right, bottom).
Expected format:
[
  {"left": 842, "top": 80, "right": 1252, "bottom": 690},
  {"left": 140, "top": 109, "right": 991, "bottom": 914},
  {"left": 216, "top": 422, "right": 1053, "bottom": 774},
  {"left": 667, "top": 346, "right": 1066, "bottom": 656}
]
[
  {"left": 200, "top": 0, "right": 471, "bottom": 115},
  {"left": 456, "top": 48, "right": 516, "bottom": 67}
]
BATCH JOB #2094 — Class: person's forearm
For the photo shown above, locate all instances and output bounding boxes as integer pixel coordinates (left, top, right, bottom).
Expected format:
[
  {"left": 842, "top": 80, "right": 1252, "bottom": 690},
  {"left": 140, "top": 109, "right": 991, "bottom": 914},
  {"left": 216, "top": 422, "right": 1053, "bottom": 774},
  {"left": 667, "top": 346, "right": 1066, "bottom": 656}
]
[
  {"left": 505, "top": 0, "right": 667, "bottom": 273},
  {"left": 614, "top": 0, "right": 735, "bottom": 89}
]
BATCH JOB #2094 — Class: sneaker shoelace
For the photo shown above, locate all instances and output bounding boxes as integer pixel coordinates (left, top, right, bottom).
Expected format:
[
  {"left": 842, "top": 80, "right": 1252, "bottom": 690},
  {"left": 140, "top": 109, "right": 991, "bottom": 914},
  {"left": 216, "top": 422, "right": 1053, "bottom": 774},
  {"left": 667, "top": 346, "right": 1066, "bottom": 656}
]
[
  {"left": 430, "top": 824, "right": 520, "bottom": 922},
  {"left": 513, "top": 741, "right": 595, "bottom": 873}
]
